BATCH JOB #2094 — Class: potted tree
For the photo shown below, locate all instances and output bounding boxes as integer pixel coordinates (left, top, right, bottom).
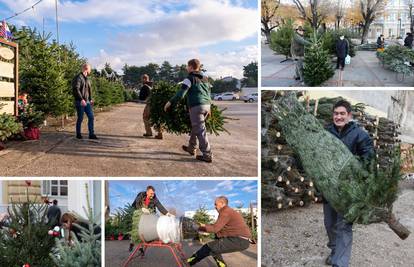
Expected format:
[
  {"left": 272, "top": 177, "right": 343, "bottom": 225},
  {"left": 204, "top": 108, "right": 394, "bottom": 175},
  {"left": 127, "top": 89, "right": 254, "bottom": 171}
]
[{"left": 18, "top": 104, "right": 45, "bottom": 140}]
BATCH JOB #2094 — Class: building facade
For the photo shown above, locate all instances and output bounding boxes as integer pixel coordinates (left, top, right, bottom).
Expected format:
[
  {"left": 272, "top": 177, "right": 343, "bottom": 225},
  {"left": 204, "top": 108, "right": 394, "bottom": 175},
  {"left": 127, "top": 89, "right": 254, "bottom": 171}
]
[{"left": 370, "top": 0, "right": 412, "bottom": 39}]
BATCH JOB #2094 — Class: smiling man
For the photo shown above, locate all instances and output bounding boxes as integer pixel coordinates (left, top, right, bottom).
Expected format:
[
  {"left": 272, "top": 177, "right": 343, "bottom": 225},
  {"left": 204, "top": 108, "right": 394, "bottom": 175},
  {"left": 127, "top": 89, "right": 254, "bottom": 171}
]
[{"left": 323, "top": 99, "right": 374, "bottom": 267}]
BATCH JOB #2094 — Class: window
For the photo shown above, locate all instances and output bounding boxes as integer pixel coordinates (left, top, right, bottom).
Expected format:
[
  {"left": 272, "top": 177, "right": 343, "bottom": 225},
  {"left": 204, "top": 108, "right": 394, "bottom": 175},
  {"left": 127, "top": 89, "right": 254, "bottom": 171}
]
[{"left": 41, "top": 180, "right": 68, "bottom": 197}]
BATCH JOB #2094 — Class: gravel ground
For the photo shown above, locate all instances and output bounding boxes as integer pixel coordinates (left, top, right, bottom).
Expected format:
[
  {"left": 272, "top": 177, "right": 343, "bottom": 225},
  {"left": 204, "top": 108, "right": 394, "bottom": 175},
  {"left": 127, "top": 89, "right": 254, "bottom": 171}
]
[
  {"left": 0, "top": 101, "right": 257, "bottom": 177},
  {"left": 262, "top": 181, "right": 414, "bottom": 267},
  {"left": 105, "top": 239, "right": 257, "bottom": 267}
]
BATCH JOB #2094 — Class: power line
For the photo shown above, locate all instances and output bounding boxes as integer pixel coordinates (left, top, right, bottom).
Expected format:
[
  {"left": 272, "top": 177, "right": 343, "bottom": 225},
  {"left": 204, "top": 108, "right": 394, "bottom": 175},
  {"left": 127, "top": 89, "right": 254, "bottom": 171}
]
[{"left": 2, "top": 0, "right": 44, "bottom": 21}]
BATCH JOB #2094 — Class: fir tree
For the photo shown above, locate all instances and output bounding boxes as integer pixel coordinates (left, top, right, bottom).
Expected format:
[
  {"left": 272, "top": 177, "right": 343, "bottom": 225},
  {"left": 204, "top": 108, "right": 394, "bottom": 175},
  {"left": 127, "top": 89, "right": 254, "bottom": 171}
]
[
  {"left": 269, "top": 19, "right": 294, "bottom": 59},
  {"left": 269, "top": 92, "right": 410, "bottom": 239},
  {"left": 303, "top": 33, "right": 334, "bottom": 86}
]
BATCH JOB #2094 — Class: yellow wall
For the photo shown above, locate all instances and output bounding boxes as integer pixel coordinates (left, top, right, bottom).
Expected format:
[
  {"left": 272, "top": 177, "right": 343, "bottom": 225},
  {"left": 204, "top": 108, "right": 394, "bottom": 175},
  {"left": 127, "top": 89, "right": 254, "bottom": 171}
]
[{"left": 3, "top": 181, "right": 43, "bottom": 204}]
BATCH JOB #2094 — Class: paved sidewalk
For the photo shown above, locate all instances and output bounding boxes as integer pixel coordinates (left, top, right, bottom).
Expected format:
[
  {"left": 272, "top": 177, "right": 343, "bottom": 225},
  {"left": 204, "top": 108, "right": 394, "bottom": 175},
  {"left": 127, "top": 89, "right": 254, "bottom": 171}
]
[{"left": 261, "top": 44, "right": 414, "bottom": 87}]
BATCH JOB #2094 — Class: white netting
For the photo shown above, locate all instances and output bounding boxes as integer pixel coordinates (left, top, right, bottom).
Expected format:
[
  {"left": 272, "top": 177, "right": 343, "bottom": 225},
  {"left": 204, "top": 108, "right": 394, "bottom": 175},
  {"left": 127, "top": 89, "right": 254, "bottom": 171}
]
[{"left": 156, "top": 215, "right": 181, "bottom": 244}]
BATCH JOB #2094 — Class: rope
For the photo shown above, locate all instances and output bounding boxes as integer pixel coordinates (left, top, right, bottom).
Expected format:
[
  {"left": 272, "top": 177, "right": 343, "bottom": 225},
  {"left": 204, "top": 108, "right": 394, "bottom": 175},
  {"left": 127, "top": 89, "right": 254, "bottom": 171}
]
[{"left": 2, "top": 0, "right": 44, "bottom": 21}]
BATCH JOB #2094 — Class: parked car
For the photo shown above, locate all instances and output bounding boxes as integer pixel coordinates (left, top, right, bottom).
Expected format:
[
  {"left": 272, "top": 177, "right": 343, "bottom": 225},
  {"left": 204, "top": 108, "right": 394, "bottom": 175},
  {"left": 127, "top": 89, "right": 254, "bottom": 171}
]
[
  {"left": 214, "top": 92, "right": 239, "bottom": 101},
  {"left": 243, "top": 93, "right": 258, "bottom": 103}
]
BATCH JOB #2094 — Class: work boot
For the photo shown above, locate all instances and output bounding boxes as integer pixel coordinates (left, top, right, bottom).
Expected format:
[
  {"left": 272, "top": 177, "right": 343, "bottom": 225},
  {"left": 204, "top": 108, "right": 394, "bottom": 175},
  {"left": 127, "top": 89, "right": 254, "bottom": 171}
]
[
  {"left": 76, "top": 134, "right": 83, "bottom": 139},
  {"left": 325, "top": 254, "right": 332, "bottom": 265},
  {"left": 186, "top": 256, "right": 197, "bottom": 266},
  {"left": 155, "top": 133, "right": 163, "bottom": 139},
  {"left": 182, "top": 145, "right": 196, "bottom": 156},
  {"left": 89, "top": 134, "right": 99, "bottom": 140},
  {"left": 214, "top": 258, "right": 227, "bottom": 267},
  {"left": 196, "top": 153, "right": 213, "bottom": 163}
]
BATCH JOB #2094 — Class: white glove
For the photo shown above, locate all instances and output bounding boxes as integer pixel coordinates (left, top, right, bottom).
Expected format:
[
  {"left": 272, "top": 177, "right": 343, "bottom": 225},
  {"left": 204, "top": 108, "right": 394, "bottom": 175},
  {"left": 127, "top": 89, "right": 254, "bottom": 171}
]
[{"left": 141, "top": 208, "right": 150, "bottom": 214}]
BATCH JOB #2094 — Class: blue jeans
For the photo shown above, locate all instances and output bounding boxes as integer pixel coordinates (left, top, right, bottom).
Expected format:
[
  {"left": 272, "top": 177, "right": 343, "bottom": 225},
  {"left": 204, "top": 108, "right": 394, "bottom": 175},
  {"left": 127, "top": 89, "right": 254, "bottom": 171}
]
[
  {"left": 323, "top": 202, "right": 353, "bottom": 267},
  {"left": 75, "top": 101, "right": 94, "bottom": 136}
]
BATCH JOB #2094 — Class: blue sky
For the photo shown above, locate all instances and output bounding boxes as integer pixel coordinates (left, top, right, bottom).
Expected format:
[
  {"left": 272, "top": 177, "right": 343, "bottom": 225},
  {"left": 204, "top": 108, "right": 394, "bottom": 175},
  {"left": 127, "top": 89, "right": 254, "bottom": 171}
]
[
  {"left": 0, "top": 0, "right": 258, "bottom": 78},
  {"left": 108, "top": 180, "right": 257, "bottom": 216}
]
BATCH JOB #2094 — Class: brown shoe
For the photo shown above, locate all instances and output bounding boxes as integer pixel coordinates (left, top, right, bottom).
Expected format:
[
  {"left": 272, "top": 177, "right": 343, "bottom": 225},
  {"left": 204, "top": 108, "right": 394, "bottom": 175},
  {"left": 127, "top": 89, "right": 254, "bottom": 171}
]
[
  {"left": 196, "top": 154, "right": 213, "bottom": 163},
  {"left": 182, "top": 145, "right": 196, "bottom": 156}
]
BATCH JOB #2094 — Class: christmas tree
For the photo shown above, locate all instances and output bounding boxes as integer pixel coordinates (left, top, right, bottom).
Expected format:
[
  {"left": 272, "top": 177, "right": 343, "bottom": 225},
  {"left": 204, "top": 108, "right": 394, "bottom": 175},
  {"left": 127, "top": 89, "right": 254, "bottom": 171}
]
[
  {"left": 303, "top": 33, "right": 334, "bottom": 86},
  {"left": 149, "top": 81, "right": 231, "bottom": 135},
  {"left": 0, "top": 186, "right": 56, "bottom": 266},
  {"left": 51, "top": 184, "right": 101, "bottom": 267},
  {"left": 269, "top": 92, "right": 410, "bottom": 239}
]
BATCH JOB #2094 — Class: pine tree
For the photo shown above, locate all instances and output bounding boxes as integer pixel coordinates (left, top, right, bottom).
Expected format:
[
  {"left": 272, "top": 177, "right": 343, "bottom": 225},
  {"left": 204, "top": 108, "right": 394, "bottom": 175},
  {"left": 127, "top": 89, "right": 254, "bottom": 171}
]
[
  {"left": 269, "top": 92, "right": 410, "bottom": 239},
  {"left": 303, "top": 33, "right": 334, "bottom": 86},
  {"left": 269, "top": 19, "right": 294, "bottom": 59},
  {"left": 0, "top": 188, "right": 56, "bottom": 266},
  {"left": 51, "top": 184, "right": 101, "bottom": 267}
]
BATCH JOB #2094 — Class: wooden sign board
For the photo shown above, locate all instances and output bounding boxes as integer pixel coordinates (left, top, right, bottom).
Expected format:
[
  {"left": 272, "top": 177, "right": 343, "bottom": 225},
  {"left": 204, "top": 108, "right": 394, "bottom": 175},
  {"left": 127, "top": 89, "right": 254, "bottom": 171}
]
[{"left": 0, "top": 38, "right": 18, "bottom": 116}]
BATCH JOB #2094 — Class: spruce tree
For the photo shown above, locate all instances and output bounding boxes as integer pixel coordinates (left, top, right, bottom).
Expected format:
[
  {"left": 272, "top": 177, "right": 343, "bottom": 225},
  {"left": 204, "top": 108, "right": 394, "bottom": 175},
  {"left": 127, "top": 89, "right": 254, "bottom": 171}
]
[
  {"left": 0, "top": 188, "right": 56, "bottom": 266},
  {"left": 303, "top": 33, "right": 334, "bottom": 86}
]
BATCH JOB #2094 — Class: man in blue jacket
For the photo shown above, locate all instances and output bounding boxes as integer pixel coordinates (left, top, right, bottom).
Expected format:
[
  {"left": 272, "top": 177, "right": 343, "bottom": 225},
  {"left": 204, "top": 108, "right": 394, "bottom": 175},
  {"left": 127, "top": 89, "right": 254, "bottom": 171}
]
[{"left": 324, "top": 100, "right": 374, "bottom": 267}]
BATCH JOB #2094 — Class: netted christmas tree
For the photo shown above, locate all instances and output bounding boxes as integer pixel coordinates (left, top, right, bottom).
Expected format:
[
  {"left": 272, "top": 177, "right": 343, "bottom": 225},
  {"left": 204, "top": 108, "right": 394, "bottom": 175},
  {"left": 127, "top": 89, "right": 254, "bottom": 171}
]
[
  {"left": 268, "top": 92, "right": 410, "bottom": 239},
  {"left": 0, "top": 187, "right": 56, "bottom": 266},
  {"left": 303, "top": 33, "right": 334, "bottom": 86},
  {"left": 149, "top": 81, "right": 231, "bottom": 135},
  {"left": 51, "top": 184, "right": 101, "bottom": 267}
]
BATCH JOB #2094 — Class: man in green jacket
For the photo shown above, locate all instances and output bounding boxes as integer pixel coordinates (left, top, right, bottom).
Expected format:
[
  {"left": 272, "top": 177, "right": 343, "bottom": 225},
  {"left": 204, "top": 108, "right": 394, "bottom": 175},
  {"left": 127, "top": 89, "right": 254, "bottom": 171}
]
[
  {"left": 290, "top": 26, "right": 310, "bottom": 83},
  {"left": 164, "top": 58, "right": 213, "bottom": 163}
]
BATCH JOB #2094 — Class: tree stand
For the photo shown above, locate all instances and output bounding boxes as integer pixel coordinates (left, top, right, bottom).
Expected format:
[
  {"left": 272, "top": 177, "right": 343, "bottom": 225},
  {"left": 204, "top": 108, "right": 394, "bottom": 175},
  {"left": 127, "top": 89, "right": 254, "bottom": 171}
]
[{"left": 122, "top": 240, "right": 188, "bottom": 267}]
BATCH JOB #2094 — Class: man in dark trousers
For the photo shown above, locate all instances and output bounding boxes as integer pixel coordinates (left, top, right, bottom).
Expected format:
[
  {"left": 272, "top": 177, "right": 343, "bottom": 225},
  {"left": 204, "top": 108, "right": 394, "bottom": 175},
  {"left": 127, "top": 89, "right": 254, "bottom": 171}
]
[
  {"left": 324, "top": 100, "right": 374, "bottom": 267},
  {"left": 187, "top": 196, "right": 251, "bottom": 267},
  {"left": 404, "top": 32, "right": 413, "bottom": 49},
  {"left": 72, "top": 63, "right": 98, "bottom": 140},
  {"left": 129, "top": 186, "right": 171, "bottom": 252},
  {"left": 141, "top": 74, "right": 163, "bottom": 139},
  {"left": 336, "top": 36, "right": 349, "bottom": 70},
  {"left": 47, "top": 199, "right": 61, "bottom": 227}
]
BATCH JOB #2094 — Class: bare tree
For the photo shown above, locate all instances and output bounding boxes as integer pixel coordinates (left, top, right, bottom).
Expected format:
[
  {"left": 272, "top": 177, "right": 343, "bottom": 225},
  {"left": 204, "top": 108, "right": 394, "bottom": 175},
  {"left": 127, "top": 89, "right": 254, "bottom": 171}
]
[
  {"left": 293, "top": 0, "right": 328, "bottom": 30},
  {"left": 335, "top": 0, "right": 345, "bottom": 30},
  {"left": 360, "top": 0, "right": 385, "bottom": 44},
  {"left": 261, "top": 0, "right": 280, "bottom": 43}
]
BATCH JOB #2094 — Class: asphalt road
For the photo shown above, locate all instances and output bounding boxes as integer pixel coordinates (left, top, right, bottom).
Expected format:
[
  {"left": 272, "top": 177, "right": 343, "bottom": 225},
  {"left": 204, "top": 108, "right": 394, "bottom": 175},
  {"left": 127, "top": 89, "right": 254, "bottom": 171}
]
[
  {"left": 105, "top": 239, "right": 257, "bottom": 267},
  {"left": 0, "top": 101, "right": 258, "bottom": 177}
]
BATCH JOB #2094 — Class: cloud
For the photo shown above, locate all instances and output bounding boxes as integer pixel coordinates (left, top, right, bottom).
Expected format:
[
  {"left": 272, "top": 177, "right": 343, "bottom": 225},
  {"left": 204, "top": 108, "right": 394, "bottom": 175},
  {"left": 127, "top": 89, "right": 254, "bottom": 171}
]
[
  {"left": 216, "top": 180, "right": 234, "bottom": 191},
  {"left": 241, "top": 185, "right": 257, "bottom": 193}
]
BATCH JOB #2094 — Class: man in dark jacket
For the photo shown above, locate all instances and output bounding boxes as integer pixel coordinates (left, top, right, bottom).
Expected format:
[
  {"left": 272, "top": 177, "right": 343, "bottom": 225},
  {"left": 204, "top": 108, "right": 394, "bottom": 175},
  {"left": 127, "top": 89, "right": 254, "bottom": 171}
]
[
  {"left": 187, "top": 196, "right": 251, "bottom": 267},
  {"left": 47, "top": 199, "right": 61, "bottom": 227},
  {"left": 72, "top": 63, "right": 98, "bottom": 140},
  {"left": 404, "top": 33, "right": 413, "bottom": 49},
  {"left": 164, "top": 58, "right": 213, "bottom": 163},
  {"left": 324, "top": 100, "right": 374, "bottom": 267},
  {"left": 376, "top": 35, "right": 384, "bottom": 49},
  {"left": 336, "top": 36, "right": 349, "bottom": 70},
  {"left": 141, "top": 74, "right": 163, "bottom": 139},
  {"left": 129, "top": 185, "right": 171, "bottom": 252}
]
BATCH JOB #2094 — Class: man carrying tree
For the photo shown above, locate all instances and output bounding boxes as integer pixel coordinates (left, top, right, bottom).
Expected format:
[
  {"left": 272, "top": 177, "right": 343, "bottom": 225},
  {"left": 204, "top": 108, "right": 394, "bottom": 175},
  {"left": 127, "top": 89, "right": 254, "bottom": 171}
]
[
  {"left": 140, "top": 74, "right": 163, "bottom": 139},
  {"left": 129, "top": 185, "right": 172, "bottom": 253},
  {"left": 164, "top": 59, "right": 213, "bottom": 163},
  {"left": 187, "top": 196, "right": 251, "bottom": 267},
  {"left": 290, "top": 26, "right": 310, "bottom": 84},
  {"left": 72, "top": 63, "right": 98, "bottom": 140},
  {"left": 323, "top": 100, "right": 374, "bottom": 267}
]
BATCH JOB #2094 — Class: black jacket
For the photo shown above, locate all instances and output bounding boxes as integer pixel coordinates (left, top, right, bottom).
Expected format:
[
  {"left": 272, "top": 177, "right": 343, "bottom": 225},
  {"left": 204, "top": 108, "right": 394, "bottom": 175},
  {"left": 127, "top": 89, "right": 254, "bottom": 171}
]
[
  {"left": 139, "top": 83, "right": 151, "bottom": 101},
  {"left": 404, "top": 35, "right": 413, "bottom": 48},
  {"left": 72, "top": 73, "right": 92, "bottom": 101},
  {"left": 131, "top": 192, "right": 168, "bottom": 215},
  {"left": 336, "top": 39, "right": 349, "bottom": 58},
  {"left": 47, "top": 205, "right": 61, "bottom": 226},
  {"left": 326, "top": 121, "right": 374, "bottom": 159}
]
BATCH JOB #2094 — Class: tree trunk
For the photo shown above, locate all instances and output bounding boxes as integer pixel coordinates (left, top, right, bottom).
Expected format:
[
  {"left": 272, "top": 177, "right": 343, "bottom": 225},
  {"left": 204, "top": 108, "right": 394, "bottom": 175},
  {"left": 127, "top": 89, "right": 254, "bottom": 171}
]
[
  {"left": 361, "top": 22, "right": 371, "bottom": 44},
  {"left": 386, "top": 213, "right": 411, "bottom": 240}
]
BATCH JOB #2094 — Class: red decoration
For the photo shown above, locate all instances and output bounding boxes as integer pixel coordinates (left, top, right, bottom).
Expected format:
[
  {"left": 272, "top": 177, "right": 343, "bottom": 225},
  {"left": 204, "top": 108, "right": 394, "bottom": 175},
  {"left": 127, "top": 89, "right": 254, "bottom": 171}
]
[
  {"left": 25, "top": 180, "right": 32, "bottom": 186},
  {"left": 23, "top": 264, "right": 30, "bottom": 267},
  {"left": 118, "top": 233, "right": 124, "bottom": 241}
]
